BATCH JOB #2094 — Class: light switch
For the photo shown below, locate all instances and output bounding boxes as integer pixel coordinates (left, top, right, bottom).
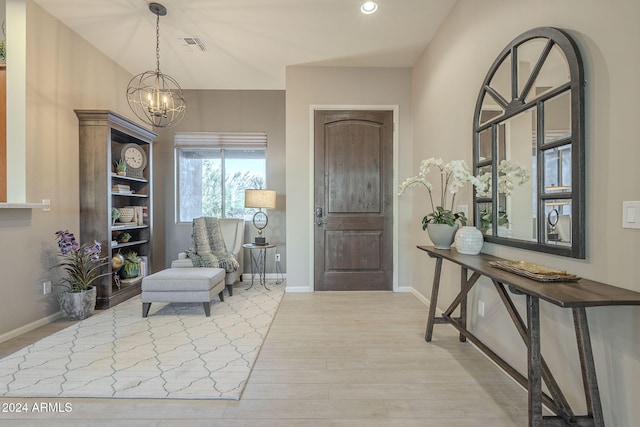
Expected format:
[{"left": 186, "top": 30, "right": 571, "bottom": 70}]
[
  {"left": 622, "top": 201, "right": 640, "bottom": 229},
  {"left": 626, "top": 206, "right": 636, "bottom": 223}
]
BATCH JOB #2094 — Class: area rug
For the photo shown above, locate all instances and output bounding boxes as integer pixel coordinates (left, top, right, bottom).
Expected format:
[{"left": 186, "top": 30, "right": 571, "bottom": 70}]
[{"left": 0, "top": 281, "right": 284, "bottom": 400}]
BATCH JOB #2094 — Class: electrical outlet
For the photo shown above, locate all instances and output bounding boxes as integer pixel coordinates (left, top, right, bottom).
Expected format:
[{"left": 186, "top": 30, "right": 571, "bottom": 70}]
[
  {"left": 43, "top": 281, "right": 52, "bottom": 295},
  {"left": 478, "top": 300, "right": 485, "bottom": 317},
  {"left": 275, "top": 253, "right": 281, "bottom": 262}
]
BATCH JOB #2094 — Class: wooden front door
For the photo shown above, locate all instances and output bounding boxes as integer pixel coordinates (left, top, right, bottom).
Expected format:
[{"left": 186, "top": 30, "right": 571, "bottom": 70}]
[{"left": 314, "top": 110, "right": 393, "bottom": 291}]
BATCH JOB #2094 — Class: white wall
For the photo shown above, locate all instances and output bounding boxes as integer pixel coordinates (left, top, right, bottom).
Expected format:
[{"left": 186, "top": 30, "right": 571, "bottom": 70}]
[
  {"left": 411, "top": 0, "right": 640, "bottom": 424},
  {"left": 0, "top": 0, "right": 139, "bottom": 338},
  {"left": 285, "top": 66, "right": 413, "bottom": 292}
]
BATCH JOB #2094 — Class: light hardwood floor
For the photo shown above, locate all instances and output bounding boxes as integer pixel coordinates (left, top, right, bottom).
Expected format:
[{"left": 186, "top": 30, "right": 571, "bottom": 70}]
[{"left": 0, "top": 290, "right": 529, "bottom": 426}]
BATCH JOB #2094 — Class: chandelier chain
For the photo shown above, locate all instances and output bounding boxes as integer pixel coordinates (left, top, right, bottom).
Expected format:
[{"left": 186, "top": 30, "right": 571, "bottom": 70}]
[{"left": 155, "top": 13, "right": 161, "bottom": 73}]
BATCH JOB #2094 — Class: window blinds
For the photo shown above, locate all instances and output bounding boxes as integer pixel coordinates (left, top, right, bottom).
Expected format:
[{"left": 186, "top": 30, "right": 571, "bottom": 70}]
[{"left": 174, "top": 132, "right": 267, "bottom": 149}]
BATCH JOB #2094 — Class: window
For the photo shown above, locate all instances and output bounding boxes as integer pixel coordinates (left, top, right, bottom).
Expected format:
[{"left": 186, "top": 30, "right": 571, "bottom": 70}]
[{"left": 175, "top": 132, "right": 267, "bottom": 223}]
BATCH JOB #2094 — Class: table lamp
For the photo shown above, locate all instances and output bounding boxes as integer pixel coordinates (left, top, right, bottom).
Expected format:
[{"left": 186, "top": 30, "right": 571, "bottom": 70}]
[{"left": 244, "top": 189, "right": 276, "bottom": 245}]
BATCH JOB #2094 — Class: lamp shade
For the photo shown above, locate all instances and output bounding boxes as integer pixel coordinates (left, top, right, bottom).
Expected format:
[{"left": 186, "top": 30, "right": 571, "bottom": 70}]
[{"left": 244, "top": 189, "right": 276, "bottom": 209}]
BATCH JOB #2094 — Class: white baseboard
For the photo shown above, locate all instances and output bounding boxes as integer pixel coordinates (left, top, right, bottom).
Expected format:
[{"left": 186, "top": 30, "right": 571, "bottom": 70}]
[
  {"left": 410, "top": 288, "right": 431, "bottom": 307},
  {"left": 0, "top": 311, "right": 64, "bottom": 344},
  {"left": 285, "top": 285, "right": 313, "bottom": 293},
  {"left": 276, "top": 282, "right": 414, "bottom": 294},
  {"left": 284, "top": 285, "right": 414, "bottom": 293},
  {"left": 243, "top": 273, "right": 285, "bottom": 280}
]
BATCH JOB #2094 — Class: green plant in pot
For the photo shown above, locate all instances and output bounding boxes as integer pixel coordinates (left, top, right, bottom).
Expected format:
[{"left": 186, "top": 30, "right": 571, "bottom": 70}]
[
  {"left": 399, "top": 158, "right": 481, "bottom": 249},
  {"left": 115, "top": 159, "right": 127, "bottom": 175},
  {"left": 479, "top": 205, "right": 509, "bottom": 231},
  {"left": 118, "top": 232, "right": 132, "bottom": 243},
  {"left": 111, "top": 207, "right": 120, "bottom": 225},
  {"left": 120, "top": 251, "right": 141, "bottom": 279},
  {"left": 53, "top": 230, "right": 108, "bottom": 320}
]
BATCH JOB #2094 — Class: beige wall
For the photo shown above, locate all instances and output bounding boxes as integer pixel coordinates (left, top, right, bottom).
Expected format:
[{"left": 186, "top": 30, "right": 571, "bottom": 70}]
[
  {"left": 285, "top": 66, "right": 413, "bottom": 292},
  {"left": 410, "top": 0, "right": 640, "bottom": 424},
  {"left": 154, "top": 89, "right": 286, "bottom": 274},
  {"left": 0, "top": 1, "right": 139, "bottom": 338}
]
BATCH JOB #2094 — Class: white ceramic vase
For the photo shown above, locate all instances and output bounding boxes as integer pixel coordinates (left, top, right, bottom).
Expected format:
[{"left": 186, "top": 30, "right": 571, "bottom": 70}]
[
  {"left": 454, "top": 226, "right": 484, "bottom": 255},
  {"left": 427, "top": 223, "right": 459, "bottom": 250}
]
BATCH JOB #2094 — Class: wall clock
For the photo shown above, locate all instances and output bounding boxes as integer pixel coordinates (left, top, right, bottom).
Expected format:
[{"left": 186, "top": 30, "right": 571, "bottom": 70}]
[{"left": 119, "top": 143, "right": 147, "bottom": 178}]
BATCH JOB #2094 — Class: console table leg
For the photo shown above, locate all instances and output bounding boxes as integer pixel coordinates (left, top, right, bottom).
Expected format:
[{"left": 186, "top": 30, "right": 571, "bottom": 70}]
[
  {"left": 527, "top": 295, "right": 543, "bottom": 427},
  {"left": 459, "top": 267, "right": 468, "bottom": 342},
  {"left": 425, "top": 257, "right": 443, "bottom": 342},
  {"left": 573, "top": 307, "right": 604, "bottom": 427}
]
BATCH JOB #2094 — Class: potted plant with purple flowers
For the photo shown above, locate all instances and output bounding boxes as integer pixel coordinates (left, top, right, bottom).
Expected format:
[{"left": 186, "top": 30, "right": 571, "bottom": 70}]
[{"left": 53, "top": 230, "right": 108, "bottom": 320}]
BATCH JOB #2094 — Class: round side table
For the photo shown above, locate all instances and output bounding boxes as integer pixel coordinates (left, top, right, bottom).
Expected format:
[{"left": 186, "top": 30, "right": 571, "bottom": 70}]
[{"left": 242, "top": 243, "right": 276, "bottom": 290}]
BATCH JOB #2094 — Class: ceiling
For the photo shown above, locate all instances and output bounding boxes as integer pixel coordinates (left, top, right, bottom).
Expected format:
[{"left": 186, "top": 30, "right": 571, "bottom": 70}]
[{"left": 32, "top": 0, "right": 456, "bottom": 90}]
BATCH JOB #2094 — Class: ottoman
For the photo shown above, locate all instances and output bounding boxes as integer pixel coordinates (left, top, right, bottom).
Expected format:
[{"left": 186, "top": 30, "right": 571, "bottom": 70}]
[{"left": 141, "top": 268, "right": 226, "bottom": 317}]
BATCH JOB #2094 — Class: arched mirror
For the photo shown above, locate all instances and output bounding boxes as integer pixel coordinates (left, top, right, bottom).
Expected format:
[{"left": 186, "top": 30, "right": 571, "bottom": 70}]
[{"left": 473, "top": 27, "right": 585, "bottom": 258}]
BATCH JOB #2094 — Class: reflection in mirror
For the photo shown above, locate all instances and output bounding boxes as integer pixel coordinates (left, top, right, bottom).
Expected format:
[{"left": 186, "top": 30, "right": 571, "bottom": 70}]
[
  {"left": 545, "top": 199, "right": 572, "bottom": 245},
  {"left": 516, "top": 39, "right": 548, "bottom": 97},
  {"left": 544, "top": 147, "right": 572, "bottom": 193},
  {"left": 488, "top": 53, "right": 512, "bottom": 106},
  {"left": 544, "top": 90, "right": 571, "bottom": 143},
  {"left": 473, "top": 27, "right": 585, "bottom": 258},
  {"left": 495, "top": 109, "right": 535, "bottom": 242},
  {"left": 524, "top": 44, "right": 570, "bottom": 103},
  {"left": 479, "top": 95, "right": 504, "bottom": 126},
  {"left": 478, "top": 128, "right": 492, "bottom": 161}
]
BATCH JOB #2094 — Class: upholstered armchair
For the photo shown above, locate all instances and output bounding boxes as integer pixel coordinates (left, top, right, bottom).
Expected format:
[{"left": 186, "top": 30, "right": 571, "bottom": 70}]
[{"left": 171, "top": 218, "right": 244, "bottom": 295}]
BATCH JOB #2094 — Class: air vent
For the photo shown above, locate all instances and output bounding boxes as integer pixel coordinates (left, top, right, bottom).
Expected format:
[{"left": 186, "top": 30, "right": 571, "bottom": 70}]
[{"left": 179, "top": 36, "right": 207, "bottom": 52}]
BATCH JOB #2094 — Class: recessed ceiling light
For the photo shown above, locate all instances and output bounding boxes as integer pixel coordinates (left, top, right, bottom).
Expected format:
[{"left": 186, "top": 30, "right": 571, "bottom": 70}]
[{"left": 361, "top": 1, "right": 378, "bottom": 15}]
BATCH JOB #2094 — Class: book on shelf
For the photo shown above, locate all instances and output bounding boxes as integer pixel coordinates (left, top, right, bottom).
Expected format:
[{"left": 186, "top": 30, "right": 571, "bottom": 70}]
[
  {"left": 112, "top": 184, "right": 131, "bottom": 191},
  {"left": 131, "top": 206, "right": 146, "bottom": 226},
  {"left": 113, "top": 190, "right": 134, "bottom": 195},
  {"left": 139, "top": 256, "right": 149, "bottom": 277}
]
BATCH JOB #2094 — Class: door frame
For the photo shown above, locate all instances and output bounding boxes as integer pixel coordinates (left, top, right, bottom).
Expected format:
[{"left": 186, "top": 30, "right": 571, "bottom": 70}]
[{"left": 308, "top": 105, "right": 400, "bottom": 292}]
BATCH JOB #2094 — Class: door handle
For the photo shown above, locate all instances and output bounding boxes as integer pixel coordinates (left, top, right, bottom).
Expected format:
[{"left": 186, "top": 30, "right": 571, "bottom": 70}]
[{"left": 315, "top": 207, "right": 324, "bottom": 226}]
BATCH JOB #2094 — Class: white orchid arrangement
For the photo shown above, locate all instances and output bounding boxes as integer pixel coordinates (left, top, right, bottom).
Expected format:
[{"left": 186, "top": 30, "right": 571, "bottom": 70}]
[
  {"left": 399, "top": 158, "right": 481, "bottom": 228},
  {"left": 475, "top": 159, "right": 530, "bottom": 198}
]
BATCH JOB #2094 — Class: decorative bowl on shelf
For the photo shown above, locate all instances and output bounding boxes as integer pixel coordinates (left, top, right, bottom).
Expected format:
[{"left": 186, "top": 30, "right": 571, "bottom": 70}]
[{"left": 118, "top": 207, "right": 135, "bottom": 223}]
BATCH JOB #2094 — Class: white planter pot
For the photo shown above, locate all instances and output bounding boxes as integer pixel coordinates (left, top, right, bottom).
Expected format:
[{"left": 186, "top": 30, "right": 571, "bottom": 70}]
[{"left": 454, "top": 226, "right": 484, "bottom": 255}]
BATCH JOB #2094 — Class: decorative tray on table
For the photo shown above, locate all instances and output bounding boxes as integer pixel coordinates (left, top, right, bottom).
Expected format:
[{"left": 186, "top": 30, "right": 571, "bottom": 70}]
[{"left": 489, "top": 260, "right": 580, "bottom": 282}]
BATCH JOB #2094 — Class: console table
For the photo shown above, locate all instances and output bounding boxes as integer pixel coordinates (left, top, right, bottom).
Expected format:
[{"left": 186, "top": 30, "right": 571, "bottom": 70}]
[{"left": 418, "top": 245, "right": 640, "bottom": 427}]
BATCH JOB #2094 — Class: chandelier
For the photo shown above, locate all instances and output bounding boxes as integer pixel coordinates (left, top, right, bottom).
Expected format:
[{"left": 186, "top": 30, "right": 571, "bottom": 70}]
[{"left": 126, "top": 2, "right": 186, "bottom": 128}]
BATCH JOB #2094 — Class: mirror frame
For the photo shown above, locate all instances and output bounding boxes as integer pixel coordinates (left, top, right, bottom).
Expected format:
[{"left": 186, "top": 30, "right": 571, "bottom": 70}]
[{"left": 472, "top": 27, "right": 585, "bottom": 258}]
